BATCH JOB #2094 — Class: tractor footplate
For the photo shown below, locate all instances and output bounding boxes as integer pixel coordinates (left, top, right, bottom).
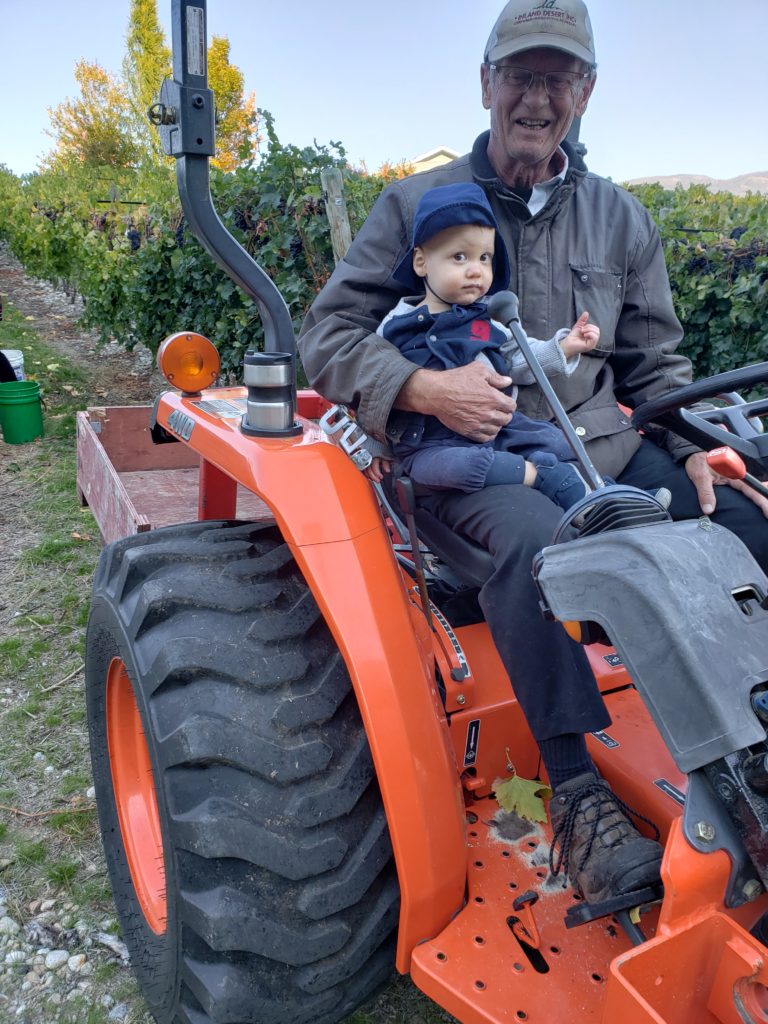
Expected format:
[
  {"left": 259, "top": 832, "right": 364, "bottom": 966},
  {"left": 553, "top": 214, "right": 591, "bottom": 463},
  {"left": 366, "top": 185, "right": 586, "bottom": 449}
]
[{"left": 564, "top": 884, "right": 663, "bottom": 933}]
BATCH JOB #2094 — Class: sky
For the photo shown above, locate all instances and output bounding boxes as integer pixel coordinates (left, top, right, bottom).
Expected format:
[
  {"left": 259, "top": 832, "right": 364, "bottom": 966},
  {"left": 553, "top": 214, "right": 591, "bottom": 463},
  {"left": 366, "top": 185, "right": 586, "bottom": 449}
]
[{"left": 1, "top": 0, "right": 767, "bottom": 184}]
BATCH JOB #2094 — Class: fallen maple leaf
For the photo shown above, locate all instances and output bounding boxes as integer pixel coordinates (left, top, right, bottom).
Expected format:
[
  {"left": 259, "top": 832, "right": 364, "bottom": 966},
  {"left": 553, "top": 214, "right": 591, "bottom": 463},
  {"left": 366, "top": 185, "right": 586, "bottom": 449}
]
[{"left": 493, "top": 774, "right": 552, "bottom": 823}]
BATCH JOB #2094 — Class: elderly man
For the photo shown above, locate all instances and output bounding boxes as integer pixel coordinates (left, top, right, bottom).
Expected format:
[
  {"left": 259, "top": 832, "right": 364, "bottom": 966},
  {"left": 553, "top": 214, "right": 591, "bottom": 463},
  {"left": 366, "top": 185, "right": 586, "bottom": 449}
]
[{"left": 298, "top": 0, "right": 767, "bottom": 906}]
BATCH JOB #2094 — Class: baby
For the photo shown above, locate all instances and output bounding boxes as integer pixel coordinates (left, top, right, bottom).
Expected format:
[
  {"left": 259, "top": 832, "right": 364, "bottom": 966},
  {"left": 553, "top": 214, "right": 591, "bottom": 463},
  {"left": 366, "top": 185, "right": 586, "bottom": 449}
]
[{"left": 368, "top": 182, "right": 599, "bottom": 512}]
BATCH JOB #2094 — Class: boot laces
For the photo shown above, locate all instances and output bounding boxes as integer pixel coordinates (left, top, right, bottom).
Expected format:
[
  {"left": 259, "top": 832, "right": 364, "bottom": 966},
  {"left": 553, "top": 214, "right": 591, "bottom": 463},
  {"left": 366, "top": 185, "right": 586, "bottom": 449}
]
[{"left": 549, "top": 779, "right": 660, "bottom": 880}]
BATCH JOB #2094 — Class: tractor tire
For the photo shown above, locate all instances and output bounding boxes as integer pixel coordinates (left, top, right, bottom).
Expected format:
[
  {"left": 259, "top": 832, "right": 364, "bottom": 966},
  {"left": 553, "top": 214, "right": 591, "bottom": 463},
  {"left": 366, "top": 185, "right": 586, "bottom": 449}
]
[{"left": 85, "top": 520, "right": 399, "bottom": 1024}]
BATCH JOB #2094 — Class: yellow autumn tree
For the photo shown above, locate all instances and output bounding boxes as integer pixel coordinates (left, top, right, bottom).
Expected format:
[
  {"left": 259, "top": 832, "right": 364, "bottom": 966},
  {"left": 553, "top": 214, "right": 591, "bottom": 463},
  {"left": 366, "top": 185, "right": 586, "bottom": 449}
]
[
  {"left": 208, "top": 35, "right": 260, "bottom": 171},
  {"left": 48, "top": 3, "right": 257, "bottom": 173},
  {"left": 375, "top": 160, "right": 415, "bottom": 181},
  {"left": 46, "top": 61, "right": 139, "bottom": 168},
  {"left": 123, "top": 0, "right": 172, "bottom": 163}
]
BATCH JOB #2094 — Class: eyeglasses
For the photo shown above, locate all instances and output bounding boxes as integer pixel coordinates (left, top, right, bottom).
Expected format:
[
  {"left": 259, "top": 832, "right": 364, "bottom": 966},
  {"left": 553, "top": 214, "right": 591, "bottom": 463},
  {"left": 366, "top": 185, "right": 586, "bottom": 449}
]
[{"left": 489, "top": 64, "right": 591, "bottom": 98}]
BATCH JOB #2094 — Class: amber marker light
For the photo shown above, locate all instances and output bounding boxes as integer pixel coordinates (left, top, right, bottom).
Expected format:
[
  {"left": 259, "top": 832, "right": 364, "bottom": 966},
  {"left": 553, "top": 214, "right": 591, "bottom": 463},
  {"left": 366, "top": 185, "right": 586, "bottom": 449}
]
[
  {"left": 157, "top": 332, "right": 221, "bottom": 394},
  {"left": 563, "top": 620, "right": 584, "bottom": 644}
]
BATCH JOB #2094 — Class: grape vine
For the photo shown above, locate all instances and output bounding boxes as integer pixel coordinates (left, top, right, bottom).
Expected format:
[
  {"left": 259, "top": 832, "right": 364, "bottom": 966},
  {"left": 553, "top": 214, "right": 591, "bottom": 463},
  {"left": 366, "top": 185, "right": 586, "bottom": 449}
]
[{"left": 0, "top": 146, "right": 765, "bottom": 387}]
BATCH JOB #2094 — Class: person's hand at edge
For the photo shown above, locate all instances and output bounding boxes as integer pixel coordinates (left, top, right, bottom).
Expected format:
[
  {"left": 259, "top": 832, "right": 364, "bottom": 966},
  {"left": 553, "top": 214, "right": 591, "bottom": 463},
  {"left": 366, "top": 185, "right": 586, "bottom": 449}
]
[{"left": 685, "top": 451, "right": 768, "bottom": 519}]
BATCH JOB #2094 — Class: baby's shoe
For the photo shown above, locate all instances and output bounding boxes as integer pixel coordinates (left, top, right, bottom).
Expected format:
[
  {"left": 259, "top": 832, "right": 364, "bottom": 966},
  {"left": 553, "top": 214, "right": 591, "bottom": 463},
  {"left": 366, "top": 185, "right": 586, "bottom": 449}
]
[{"left": 531, "top": 451, "right": 591, "bottom": 511}]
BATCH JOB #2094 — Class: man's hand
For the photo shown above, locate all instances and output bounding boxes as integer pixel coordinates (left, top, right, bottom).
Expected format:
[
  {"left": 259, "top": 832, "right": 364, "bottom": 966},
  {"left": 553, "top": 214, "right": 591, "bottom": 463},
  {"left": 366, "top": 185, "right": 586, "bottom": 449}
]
[
  {"left": 685, "top": 451, "right": 768, "bottom": 518},
  {"left": 396, "top": 362, "right": 516, "bottom": 442}
]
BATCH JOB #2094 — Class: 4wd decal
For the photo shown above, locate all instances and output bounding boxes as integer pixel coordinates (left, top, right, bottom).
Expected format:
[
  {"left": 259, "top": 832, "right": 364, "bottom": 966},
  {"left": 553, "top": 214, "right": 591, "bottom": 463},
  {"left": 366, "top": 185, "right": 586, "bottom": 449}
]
[{"left": 168, "top": 409, "right": 195, "bottom": 441}]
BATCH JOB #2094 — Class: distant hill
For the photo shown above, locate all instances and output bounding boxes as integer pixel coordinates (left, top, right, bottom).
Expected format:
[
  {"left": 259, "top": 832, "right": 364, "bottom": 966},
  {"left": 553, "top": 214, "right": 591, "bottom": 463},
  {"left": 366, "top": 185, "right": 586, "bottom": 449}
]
[{"left": 624, "top": 172, "right": 768, "bottom": 196}]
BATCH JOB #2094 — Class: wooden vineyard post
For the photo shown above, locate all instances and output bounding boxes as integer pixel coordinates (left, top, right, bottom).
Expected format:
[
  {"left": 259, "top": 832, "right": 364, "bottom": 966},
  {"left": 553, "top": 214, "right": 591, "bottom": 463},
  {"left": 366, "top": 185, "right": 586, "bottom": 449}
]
[{"left": 320, "top": 168, "right": 353, "bottom": 263}]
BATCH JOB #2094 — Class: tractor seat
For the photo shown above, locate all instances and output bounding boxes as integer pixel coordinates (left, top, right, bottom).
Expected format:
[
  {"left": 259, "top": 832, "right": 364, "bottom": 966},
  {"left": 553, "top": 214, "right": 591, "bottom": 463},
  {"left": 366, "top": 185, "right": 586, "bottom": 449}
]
[
  {"left": 391, "top": 477, "right": 672, "bottom": 592},
  {"left": 413, "top": 505, "right": 494, "bottom": 589},
  {"left": 380, "top": 471, "right": 494, "bottom": 589}
]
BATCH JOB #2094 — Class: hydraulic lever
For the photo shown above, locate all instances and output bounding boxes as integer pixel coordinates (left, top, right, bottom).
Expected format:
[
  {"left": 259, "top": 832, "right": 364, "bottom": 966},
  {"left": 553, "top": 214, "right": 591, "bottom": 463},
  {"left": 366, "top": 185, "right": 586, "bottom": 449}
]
[
  {"left": 395, "top": 477, "right": 434, "bottom": 631},
  {"left": 707, "top": 446, "right": 768, "bottom": 500},
  {"left": 487, "top": 291, "right": 604, "bottom": 490}
]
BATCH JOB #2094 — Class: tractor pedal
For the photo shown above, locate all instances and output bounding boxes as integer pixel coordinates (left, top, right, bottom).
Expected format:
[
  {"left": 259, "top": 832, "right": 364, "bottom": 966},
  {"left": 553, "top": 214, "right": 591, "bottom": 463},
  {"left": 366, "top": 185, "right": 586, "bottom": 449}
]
[{"left": 564, "top": 883, "right": 663, "bottom": 938}]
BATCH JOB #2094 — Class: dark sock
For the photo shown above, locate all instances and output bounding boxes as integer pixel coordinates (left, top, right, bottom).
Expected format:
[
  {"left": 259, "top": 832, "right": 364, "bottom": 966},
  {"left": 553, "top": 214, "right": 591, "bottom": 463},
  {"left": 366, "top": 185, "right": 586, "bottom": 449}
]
[{"left": 538, "top": 733, "right": 594, "bottom": 790}]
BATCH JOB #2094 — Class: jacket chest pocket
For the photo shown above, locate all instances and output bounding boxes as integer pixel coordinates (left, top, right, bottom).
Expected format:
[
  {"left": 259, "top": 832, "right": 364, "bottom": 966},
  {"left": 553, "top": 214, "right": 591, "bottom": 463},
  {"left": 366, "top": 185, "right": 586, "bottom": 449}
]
[{"left": 570, "top": 266, "right": 623, "bottom": 354}]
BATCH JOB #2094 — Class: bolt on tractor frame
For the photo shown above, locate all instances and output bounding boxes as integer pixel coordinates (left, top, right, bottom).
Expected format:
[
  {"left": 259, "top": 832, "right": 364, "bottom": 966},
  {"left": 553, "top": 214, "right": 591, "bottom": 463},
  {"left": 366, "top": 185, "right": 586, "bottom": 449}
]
[{"left": 85, "top": 2, "right": 768, "bottom": 1023}]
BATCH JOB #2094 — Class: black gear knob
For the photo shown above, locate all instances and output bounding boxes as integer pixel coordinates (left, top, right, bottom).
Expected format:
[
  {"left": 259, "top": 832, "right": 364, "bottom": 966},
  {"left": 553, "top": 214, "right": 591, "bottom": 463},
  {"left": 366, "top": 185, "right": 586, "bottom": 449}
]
[{"left": 487, "top": 290, "right": 520, "bottom": 326}]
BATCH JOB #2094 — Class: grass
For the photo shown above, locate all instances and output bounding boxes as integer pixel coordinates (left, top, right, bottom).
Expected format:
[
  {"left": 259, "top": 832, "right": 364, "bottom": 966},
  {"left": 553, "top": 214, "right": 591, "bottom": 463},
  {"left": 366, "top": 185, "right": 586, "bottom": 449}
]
[
  {"left": 57, "top": 1002, "right": 112, "bottom": 1024},
  {"left": 46, "top": 859, "right": 80, "bottom": 886},
  {"left": 72, "top": 874, "right": 114, "bottom": 907},
  {"left": 0, "top": 637, "right": 27, "bottom": 674},
  {"left": 2, "top": 302, "right": 88, "bottom": 383},
  {"left": 60, "top": 771, "right": 92, "bottom": 796},
  {"left": 15, "top": 839, "right": 47, "bottom": 865}
]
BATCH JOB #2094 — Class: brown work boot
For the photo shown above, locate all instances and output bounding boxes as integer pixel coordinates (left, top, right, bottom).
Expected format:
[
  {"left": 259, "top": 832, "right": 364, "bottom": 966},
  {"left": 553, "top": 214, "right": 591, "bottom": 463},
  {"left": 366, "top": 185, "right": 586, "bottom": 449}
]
[{"left": 549, "top": 771, "right": 662, "bottom": 904}]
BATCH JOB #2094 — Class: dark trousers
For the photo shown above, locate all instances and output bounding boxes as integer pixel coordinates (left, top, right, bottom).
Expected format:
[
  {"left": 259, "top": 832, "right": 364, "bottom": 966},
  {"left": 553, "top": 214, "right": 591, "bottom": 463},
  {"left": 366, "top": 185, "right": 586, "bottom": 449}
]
[
  {"left": 422, "top": 439, "right": 768, "bottom": 742},
  {"left": 421, "top": 483, "right": 611, "bottom": 742}
]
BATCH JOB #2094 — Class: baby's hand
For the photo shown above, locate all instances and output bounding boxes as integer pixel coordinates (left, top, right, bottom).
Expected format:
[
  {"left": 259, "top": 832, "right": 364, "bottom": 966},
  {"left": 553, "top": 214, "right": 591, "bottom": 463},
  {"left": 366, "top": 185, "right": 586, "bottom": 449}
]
[
  {"left": 364, "top": 456, "right": 393, "bottom": 483},
  {"left": 561, "top": 311, "right": 600, "bottom": 359}
]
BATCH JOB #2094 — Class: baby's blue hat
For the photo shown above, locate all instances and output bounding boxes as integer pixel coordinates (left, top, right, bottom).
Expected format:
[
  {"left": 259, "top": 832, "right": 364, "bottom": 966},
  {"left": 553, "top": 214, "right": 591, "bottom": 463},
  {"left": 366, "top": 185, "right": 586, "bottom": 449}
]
[{"left": 393, "top": 182, "right": 511, "bottom": 295}]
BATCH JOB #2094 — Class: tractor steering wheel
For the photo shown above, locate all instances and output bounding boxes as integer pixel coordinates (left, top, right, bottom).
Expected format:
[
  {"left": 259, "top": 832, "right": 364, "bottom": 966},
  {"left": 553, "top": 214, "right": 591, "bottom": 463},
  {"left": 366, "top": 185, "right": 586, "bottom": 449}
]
[{"left": 631, "top": 362, "right": 768, "bottom": 478}]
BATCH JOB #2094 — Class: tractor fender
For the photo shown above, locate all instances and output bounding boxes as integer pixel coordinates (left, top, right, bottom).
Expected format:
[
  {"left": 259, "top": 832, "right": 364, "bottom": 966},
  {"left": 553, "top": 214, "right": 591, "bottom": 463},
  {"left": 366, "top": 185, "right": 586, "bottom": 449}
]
[
  {"left": 263, "top": 435, "right": 469, "bottom": 970},
  {"left": 155, "top": 393, "right": 469, "bottom": 971}
]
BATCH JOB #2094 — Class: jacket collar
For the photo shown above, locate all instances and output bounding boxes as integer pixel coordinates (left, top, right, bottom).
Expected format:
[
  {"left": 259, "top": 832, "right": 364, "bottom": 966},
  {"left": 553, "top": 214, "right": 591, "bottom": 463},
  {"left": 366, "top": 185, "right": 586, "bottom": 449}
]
[
  {"left": 383, "top": 297, "right": 489, "bottom": 327},
  {"left": 469, "top": 131, "right": 586, "bottom": 219}
]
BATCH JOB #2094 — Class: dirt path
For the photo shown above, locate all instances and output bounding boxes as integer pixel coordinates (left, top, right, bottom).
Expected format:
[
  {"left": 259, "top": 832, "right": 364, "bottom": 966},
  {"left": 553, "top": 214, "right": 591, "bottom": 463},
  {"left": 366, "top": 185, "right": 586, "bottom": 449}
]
[
  {"left": 0, "top": 245, "right": 158, "bottom": 405},
  {"left": 0, "top": 241, "right": 158, "bottom": 608}
]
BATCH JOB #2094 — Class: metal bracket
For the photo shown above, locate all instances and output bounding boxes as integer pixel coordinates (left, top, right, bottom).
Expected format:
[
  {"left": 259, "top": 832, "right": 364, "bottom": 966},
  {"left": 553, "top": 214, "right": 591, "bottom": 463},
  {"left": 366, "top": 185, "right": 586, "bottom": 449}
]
[
  {"left": 683, "top": 768, "right": 763, "bottom": 907},
  {"left": 319, "top": 405, "right": 373, "bottom": 470}
]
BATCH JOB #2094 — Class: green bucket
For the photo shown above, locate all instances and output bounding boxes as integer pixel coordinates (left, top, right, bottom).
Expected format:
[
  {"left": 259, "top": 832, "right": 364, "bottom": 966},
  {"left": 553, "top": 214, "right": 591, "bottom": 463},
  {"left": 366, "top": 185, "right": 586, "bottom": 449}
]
[{"left": 0, "top": 380, "right": 44, "bottom": 444}]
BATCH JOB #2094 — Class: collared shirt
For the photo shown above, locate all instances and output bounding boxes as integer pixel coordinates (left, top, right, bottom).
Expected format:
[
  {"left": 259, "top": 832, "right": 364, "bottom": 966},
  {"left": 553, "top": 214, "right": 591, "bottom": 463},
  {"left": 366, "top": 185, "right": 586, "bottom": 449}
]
[{"left": 527, "top": 149, "right": 569, "bottom": 216}]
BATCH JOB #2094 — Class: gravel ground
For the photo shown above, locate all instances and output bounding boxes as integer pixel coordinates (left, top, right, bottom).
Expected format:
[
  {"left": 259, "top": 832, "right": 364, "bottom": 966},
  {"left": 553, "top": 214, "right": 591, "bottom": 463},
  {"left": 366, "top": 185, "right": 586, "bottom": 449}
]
[{"left": 0, "top": 891, "right": 132, "bottom": 1021}]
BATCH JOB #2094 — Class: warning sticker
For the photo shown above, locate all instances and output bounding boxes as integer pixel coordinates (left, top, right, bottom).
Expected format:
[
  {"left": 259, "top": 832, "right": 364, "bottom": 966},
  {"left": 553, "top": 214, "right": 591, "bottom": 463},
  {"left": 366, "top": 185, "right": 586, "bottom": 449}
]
[
  {"left": 653, "top": 779, "right": 686, "bottom": 807},
  {"left": 463, "top": 720, "right": 481, "bottom": 767},
  {"left": 603, "top": 653, "right": 623, "bottom": 667},
  {"left": 591, "top": 730, "right": 619, "bottom": 749},
  {"left": 197, "top": 399, "right": 246, "bottom": 418},
  {"left": 186, "top": 7, "right": 206, "bottom": 77}
]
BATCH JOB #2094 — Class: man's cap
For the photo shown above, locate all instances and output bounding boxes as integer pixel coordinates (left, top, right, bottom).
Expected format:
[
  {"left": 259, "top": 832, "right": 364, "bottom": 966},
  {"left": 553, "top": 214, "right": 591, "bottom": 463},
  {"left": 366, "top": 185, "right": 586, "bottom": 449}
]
[
  {"left": 393, "top": 183, "right": 511, "bottom": 295},
  {"left": 484, "top": 0, "right": 596, "bottom": 66}
]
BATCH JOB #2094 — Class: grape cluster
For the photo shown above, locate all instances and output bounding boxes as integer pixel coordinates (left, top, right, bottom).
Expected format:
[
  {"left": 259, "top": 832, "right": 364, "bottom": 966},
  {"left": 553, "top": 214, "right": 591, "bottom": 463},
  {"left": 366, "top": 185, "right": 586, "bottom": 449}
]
[{"left": 685, "top": 239, "right": 767, "bottom": 280}]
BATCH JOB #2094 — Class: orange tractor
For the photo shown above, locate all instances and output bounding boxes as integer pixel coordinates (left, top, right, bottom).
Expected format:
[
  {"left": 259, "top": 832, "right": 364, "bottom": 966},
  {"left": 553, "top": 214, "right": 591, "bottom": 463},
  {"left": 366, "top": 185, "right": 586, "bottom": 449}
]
[{"left": 85, "top": 2, "right": 768, "bottom": 1022}]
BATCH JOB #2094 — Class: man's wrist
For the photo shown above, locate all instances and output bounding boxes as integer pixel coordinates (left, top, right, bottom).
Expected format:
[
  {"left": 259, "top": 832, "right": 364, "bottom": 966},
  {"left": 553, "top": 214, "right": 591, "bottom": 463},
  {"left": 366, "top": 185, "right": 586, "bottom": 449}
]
[{"left": 394, "top": 368, "right": 439, "bottom": 415}]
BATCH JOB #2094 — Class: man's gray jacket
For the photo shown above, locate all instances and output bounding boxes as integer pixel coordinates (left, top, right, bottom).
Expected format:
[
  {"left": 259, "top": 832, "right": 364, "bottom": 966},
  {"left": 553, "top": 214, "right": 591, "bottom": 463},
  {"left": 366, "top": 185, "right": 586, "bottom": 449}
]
[{"left": 299, "top": 132, "right": 695, "bottom": 479}]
